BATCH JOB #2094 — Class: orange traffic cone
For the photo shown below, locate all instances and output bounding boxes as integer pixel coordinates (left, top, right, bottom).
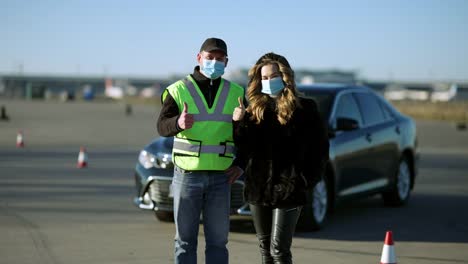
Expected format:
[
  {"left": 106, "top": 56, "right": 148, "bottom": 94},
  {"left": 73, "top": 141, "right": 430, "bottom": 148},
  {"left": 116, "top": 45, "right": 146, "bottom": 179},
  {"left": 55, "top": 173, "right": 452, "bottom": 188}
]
[
  {"left": 77, "top": 147, "right": 88, "bottom": 168},
  {"left": 380, "top": 231, "right": 397, "bottom": 264},
  {"left": 16, "top": 130, "right": 24, "bottom": 148}
]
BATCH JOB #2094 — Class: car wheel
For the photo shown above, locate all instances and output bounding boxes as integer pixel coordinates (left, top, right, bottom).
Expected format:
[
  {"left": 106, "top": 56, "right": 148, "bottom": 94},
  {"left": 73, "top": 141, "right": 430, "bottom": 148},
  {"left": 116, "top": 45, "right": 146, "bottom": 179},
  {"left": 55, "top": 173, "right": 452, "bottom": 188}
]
[
  {"left": 382, "top": 156, "right": 411, "bottom": 206},
  {"left": 154, "top": 211, "right": 174, "bottom": 222},
  {"left": 297, "top": 177, "right": 329, "bottom": 231}
]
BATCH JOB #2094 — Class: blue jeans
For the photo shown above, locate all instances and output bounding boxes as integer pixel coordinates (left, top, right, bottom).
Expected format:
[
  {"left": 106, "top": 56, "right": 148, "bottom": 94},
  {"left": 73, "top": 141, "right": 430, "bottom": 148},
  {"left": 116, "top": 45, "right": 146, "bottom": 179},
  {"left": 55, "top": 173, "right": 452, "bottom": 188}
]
[{"left": 172, "top": 166, "right": 230, "bottom": 264}]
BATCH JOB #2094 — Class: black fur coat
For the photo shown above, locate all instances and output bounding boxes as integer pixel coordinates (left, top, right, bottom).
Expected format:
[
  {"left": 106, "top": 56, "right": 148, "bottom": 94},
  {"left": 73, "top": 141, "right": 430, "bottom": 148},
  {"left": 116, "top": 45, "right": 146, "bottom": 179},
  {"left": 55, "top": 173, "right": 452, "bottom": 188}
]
[{"left": 234, "top": 97, "right": 329, "bottom": 208}]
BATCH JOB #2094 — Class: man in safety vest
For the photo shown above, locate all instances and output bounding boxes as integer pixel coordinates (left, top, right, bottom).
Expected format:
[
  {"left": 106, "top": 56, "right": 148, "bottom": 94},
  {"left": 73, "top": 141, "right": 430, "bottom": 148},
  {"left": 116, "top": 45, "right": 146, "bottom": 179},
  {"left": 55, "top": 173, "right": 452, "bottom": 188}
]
[{"left": 157, "top": 37, "right": 245, "bottom": 264}]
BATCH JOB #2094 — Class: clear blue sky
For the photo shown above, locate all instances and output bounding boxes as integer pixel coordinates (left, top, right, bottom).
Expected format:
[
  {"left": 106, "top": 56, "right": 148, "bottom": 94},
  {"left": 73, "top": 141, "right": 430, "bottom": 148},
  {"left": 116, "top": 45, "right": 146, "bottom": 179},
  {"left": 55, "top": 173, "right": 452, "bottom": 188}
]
[{"left": 1, "top": 0, "right": 468, "bottom": 81}]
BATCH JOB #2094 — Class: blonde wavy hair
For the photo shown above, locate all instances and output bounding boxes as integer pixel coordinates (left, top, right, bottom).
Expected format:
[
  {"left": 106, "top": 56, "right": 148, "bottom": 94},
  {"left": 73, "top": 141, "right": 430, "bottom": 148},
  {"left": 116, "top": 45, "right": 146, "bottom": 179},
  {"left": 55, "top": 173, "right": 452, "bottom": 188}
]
[{"left": 246, "top": 52, "right": 301, "bottom": 125}]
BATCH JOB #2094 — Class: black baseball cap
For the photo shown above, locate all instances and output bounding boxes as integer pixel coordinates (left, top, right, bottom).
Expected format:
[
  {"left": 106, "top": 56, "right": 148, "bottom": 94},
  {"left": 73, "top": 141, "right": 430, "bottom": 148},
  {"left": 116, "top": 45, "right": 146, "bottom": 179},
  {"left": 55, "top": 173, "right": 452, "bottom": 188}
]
[{"left": 200, "top": 38, "right": 228, "bottom": 56}]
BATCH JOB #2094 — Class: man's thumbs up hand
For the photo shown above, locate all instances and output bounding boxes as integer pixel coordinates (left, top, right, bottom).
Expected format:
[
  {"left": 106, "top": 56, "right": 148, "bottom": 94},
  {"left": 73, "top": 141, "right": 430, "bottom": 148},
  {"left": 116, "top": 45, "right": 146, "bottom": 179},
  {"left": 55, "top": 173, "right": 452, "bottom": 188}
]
[{"left": 178, "top": 102, "right": 194, "bottom": 129}]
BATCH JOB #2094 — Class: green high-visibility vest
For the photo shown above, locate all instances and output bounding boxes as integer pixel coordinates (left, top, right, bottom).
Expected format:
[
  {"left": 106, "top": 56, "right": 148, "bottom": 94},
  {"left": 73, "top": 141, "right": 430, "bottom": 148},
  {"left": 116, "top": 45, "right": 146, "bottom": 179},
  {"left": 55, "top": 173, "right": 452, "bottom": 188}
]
[{"left": 162, "top": 75, "right": 244, "bottom": 171}]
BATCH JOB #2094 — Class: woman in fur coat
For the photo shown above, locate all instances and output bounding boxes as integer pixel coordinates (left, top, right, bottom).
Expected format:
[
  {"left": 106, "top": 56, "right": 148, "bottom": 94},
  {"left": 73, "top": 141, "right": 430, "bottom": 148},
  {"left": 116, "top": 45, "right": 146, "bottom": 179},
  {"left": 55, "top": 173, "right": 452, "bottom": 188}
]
[{"left": 232, "top": 52, "right": 329, "bottom": 264}]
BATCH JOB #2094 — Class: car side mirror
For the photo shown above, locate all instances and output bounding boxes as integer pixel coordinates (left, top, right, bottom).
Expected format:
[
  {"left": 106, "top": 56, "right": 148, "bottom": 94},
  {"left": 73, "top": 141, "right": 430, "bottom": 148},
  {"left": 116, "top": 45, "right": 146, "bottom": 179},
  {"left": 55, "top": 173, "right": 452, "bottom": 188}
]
[{"left": 336, "top": 117, "right": 359, "bottom": 131}]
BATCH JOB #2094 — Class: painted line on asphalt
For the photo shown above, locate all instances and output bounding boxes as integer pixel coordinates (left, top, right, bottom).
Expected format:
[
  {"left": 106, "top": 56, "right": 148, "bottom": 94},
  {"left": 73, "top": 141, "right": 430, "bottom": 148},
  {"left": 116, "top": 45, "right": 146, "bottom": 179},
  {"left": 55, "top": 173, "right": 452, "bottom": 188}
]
[{"left": 229, "top": 238, "right": 468, "bottom": 263}]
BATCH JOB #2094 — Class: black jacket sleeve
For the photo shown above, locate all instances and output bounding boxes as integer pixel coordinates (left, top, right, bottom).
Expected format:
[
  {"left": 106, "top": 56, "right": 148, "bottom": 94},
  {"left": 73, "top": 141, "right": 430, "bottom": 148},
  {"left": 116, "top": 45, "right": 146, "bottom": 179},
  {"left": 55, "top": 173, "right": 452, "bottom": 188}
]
[
  {"left": 303, "top": 98, "right": 330, "bottom": 188},
  {"left": 232, "top": 121, "right": 246, "bottom": 170},
  {"left": 230, "top": 97, "right": 249, "bottom": 169},
  {"left": 157, "top": 92, "right": 183, "bottom": 137},
  {"left": 232, "top": 110, "right": 252, "bottom": 171}
]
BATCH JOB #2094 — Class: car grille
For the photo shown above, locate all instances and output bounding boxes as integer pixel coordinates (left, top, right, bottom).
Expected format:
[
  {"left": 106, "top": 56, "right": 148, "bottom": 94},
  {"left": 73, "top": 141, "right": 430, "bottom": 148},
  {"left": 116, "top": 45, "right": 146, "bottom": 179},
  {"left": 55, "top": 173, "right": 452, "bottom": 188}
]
[
  {"left": 148, "top": 178, "right": 245, "bottom": 213},
  {"left": 149, "top": 177, "right": 173, "bottom": 211},
  {"left": 230, "top": 181, "right": 245, "bottom": 210}
]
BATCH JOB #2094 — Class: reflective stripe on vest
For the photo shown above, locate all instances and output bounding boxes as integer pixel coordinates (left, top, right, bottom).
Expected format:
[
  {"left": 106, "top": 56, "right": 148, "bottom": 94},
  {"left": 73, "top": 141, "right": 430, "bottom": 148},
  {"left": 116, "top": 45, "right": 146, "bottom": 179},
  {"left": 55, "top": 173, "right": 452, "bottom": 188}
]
[
  {"left": 182, "top": 78, "right": 232, "bottom": 123},
  {"left": 173, "top": 138, "right": 235, "bottom": 157}
]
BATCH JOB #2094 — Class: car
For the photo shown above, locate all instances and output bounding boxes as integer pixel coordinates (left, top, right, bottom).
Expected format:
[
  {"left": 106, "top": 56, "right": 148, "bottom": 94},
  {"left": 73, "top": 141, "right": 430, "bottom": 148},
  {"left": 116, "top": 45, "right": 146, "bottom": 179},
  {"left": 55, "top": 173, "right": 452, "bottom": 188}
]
[
  {"left": 133, "top": 83, "right": 419, "bottom": 230},
  {"left": 133, "top": 136, "right": 247, "bottom": 222}
]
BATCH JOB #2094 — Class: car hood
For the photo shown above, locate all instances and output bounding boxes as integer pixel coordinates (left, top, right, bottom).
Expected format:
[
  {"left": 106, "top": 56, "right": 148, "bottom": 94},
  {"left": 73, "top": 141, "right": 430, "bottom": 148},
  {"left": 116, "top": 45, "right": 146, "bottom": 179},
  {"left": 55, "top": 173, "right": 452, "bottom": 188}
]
[{"left": 144, "top": 136, "right": 174, "bottom": 156}]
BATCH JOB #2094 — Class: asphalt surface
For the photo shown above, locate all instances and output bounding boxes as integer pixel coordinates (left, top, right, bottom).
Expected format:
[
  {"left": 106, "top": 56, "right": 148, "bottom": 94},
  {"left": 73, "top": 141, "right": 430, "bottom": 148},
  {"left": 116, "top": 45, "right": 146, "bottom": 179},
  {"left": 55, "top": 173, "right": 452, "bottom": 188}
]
[{"left": 1, "top": 99, "right": 468, "bottom": 264}]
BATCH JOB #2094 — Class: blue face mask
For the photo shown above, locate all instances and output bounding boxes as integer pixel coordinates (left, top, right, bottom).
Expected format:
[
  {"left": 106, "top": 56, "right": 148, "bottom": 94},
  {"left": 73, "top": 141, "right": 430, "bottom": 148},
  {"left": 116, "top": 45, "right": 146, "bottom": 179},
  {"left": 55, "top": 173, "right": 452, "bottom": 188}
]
[
  {"left": 261, "top": 77, "right": 285, "bottom": 96},
  {"left": 201, "top": 59, "right": 225, "bottom": 79}
]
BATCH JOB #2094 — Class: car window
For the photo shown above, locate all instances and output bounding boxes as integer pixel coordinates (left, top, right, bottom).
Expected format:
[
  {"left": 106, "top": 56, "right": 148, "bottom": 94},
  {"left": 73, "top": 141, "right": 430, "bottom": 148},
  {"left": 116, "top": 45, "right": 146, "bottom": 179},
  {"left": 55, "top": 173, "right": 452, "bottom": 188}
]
[
  {"left": 355, "top": 92, "right": 386, "bottom": 126},
  {"left": 334, "top": 93, "right": 363, "bottom": 128},
  {"left": 379, "top": 101, "right": 393, "bottom": 120}
]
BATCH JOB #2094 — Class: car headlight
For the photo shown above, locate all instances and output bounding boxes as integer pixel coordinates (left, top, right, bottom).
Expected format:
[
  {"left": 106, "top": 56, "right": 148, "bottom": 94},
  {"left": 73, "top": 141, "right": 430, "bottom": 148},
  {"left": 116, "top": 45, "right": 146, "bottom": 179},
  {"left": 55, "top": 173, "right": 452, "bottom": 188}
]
[
  {"left": 157, "top": 153, "right": 172, "bottom": 169},
  {"left": 138, "top": 150, "right": 173, "bottom": 169},
  {"left": 138, "top": 150, "right": 157, "bottom": 169}
]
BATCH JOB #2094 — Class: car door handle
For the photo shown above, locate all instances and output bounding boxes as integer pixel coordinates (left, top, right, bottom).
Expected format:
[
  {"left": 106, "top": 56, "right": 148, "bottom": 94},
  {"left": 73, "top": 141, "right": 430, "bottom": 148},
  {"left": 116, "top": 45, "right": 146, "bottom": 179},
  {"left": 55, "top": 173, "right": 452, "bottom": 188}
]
[
  {"left": 395, "top": 126, "right": 401, "bottom": 134},
  {"left": 365, "top": 133, "right": 372, "bottom": 142}
]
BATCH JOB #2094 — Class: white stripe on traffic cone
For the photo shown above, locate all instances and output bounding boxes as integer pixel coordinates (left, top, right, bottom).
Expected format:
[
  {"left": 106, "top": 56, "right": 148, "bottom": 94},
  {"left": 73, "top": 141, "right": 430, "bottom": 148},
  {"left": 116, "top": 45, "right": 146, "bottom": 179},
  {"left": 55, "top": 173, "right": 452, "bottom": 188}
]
[
  {"left": 16, "top": 130, "right": 24, "bottom": 148},
  {"left": 77, "top": 147, "right": 88, "bottom": 168},
  {"left": 380, "top": 231, "right": 396, "bottom": 264}
]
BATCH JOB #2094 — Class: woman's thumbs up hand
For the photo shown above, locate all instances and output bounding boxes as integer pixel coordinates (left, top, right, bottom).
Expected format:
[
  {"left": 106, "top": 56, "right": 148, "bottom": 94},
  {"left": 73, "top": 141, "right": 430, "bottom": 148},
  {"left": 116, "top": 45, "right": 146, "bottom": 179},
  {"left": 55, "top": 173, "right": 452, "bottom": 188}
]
[{"left": 233, "top": 97, "right": 245, "bottom": 121}]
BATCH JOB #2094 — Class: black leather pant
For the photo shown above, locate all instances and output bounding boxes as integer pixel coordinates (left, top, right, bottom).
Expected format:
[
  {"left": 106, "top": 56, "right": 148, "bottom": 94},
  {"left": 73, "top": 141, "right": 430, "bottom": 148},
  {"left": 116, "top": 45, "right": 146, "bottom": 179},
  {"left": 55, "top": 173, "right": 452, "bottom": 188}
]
[{"left": 250, "top": 204, "right": 302, "bottom": 264}]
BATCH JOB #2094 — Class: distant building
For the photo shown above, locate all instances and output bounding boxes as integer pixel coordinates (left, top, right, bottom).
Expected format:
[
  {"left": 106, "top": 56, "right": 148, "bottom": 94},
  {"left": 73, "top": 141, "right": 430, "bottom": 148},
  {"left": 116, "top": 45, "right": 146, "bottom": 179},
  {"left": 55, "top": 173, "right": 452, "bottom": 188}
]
[
  {"left": 366, "top": 81, "right": 464, "bottom": 102},
  {"left": 0, "top": 73, "right": 170, "bottom": 99},
  {"left": 296, "top": 69, "right": 357, "bottom": 84},
  {"left": 226, "top": 68, "right": 358, "bottom": 87},
  {"left": 224, "top": 69, "right": 249, "bottom": 87},
  {"left": 2, "top": 72, "right": 467, "bottom": 102}
]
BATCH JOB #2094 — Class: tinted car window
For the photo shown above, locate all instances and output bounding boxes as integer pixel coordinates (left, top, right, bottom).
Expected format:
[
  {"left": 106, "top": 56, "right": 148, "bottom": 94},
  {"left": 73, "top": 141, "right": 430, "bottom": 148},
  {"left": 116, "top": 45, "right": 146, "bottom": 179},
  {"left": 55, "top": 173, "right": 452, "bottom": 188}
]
[
  {"left": 379, "top": 101, "right": 393, "bottom": 121},
  {"left": 355, "top": 92, "right": 386, "bottom": 126},
  {"left": 334, "top": 93, "right": 363, "bottom": 127}
]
